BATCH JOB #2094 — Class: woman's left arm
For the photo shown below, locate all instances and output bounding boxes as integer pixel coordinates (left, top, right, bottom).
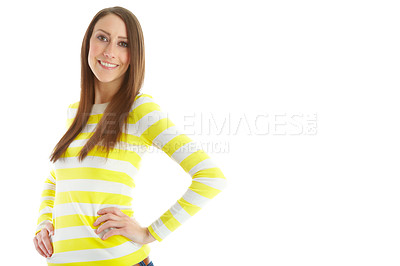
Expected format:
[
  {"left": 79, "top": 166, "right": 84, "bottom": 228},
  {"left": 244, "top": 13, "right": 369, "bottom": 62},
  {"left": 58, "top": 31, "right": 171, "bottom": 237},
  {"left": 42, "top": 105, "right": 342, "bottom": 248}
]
[{"left": 134, "top": 94, "right": 228, "bottom": 242}]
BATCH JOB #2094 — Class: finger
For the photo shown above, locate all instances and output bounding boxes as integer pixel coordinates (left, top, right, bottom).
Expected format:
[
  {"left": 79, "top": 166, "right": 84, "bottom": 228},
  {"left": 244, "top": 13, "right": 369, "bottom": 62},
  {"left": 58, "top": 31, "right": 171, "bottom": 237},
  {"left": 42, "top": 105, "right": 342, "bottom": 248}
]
[
  {"left": 42, "top": 234, "right": 53, "bottom": 255},
  {"left": 42, "top": 227, "right": 53, "bottom": 237},
  {"left": 37, "top": 236, "right": 50, "bottom": 257},
  {"left": 97, "top": 221, "right": 125, "bottom": 234},
  {"left": 102, "top": 228, "right": 123, "bottom": 240},
  {"left": 94, "top": 213, "right": 120, "bottom": 226},
  {"left": 33, "top": 237, "right": 47, "bottom": 258},
  {"left": 97, "top": 207, "right": 123, "bottom": 216}
]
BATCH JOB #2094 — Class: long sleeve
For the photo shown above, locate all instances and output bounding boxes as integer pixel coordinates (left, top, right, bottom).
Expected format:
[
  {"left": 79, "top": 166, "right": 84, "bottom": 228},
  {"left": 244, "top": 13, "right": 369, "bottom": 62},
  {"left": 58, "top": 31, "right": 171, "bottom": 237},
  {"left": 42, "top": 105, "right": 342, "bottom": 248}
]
[
  {"left": 34, "top": 167, "right": 56, "bottom": 235},
  {"left": 34, "top": 103, "right": 72, "bottom": 236},
  {"left": 132, "top": 94, "right": 228, "bottom": 242}
]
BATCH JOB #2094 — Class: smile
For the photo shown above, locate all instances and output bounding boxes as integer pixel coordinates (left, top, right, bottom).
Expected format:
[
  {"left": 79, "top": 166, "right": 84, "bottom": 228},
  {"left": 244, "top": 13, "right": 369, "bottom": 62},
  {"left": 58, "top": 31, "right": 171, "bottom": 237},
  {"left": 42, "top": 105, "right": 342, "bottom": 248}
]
[{"left": 98, "top": 60, "right": 119, "bottom": 69}]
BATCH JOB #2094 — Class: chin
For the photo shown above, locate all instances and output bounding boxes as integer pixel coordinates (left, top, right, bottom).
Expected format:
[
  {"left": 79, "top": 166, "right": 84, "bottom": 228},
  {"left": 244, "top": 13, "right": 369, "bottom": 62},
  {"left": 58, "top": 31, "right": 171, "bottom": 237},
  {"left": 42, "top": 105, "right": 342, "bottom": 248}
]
[
  {"left": 94, "top": 74, "right": 119, "bottom": 83},
  {"left": 97, "top": 78, "right": 115, "bottom": 83}
]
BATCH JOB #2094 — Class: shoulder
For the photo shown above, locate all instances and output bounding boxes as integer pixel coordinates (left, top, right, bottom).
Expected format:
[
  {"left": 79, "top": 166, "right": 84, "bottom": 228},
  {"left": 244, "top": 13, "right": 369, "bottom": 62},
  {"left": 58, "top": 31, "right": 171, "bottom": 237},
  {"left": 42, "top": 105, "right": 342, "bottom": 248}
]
[
  {"left": 133, "top": 93, "right": 155, "bottom": 105},
  {"left": 69, "top": 101, "right": 80, "bottom": 109},
  {"left": 128, "top": 93, "right": 166, "bottom": 125},
  {"left": 131, "top": 93, "right": 161, "bottom": 113},
  {"left": 67, "top": 101, "right": 80, "bottom": 119}
]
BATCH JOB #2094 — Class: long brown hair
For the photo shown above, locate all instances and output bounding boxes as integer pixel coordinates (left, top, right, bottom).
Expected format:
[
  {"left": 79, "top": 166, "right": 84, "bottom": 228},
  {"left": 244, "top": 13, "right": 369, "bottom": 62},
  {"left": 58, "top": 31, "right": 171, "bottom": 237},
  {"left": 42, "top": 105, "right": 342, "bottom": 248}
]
[{"left": 49, "top": 6, "right": 145, "bottom": 163}]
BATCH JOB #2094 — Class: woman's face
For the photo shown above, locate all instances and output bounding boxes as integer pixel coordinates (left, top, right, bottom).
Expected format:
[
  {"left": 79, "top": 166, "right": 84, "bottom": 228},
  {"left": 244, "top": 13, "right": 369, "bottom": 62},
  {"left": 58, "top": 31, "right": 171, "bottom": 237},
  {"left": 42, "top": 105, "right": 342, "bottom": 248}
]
[{"left": 88, "top": 14, "right": 130, "bottom": 85}]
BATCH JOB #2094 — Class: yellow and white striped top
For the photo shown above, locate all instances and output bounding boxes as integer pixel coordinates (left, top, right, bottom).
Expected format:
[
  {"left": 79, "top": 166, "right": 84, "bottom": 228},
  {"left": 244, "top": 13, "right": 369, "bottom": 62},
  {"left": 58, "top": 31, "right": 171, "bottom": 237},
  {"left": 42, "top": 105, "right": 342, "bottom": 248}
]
[{"left": 35, "top": 93, "right": 228, "bottom": 265}]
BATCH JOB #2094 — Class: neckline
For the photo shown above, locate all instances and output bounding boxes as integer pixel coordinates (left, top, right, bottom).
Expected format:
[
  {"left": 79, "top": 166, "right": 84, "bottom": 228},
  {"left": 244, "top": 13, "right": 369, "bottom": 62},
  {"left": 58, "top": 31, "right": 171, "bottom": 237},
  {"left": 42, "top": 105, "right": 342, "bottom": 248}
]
[
  {"left": 91, "top": 102, "right": 110, "bottom": 113},
  {"left": 93, "top": 102, "right": 110, "bottom": 106},
  {"left": 89, "top": 93, "right": 143, "bottom": 114}
]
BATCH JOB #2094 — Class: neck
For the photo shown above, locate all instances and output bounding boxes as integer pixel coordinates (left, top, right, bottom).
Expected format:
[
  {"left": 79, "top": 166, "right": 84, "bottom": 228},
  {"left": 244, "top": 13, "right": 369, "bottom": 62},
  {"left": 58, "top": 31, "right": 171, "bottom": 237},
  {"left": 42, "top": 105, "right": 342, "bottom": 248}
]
[{"left": 93, "top": 78, "right": 123, "bottom": 104}]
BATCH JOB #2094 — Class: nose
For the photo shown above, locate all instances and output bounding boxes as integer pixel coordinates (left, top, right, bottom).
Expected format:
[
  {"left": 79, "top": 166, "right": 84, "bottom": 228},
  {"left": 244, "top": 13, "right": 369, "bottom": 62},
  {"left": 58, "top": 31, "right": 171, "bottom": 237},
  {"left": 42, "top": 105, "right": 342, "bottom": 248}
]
[{"left": 103, "top": 42, "right": 116, "bottom": 59}]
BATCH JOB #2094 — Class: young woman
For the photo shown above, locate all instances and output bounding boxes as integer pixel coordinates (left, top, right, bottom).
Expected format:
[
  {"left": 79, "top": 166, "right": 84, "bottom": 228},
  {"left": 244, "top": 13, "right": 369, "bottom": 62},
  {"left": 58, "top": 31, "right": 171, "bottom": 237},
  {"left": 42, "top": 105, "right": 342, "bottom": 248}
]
[{"left": 32, "top": 6, "right": 227, "bottom": 266}]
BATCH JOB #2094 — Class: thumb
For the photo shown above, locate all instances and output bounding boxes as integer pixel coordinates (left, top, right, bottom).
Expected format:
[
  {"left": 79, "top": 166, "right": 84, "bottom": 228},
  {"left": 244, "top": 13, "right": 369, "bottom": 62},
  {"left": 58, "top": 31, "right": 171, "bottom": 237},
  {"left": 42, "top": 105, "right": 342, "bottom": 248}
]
[{"left": 45, "top": 222, "right": 55, "bottom": 235}]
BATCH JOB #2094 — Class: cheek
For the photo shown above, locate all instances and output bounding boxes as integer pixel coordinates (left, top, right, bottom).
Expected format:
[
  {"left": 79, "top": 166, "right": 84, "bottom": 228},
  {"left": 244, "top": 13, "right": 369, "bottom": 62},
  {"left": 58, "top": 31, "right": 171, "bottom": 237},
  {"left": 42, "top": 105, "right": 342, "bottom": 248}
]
[
  {"left": 122, "top": 51, "right": 130, "bottom": 66},
  {"left": 89, "top": 41, "right": 102, "bottom": 60}
]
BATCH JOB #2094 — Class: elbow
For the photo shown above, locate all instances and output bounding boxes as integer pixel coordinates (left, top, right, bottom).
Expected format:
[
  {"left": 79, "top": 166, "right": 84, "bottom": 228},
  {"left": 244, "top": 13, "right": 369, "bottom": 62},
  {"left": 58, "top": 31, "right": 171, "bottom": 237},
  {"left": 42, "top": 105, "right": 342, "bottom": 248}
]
[{"left": 218, "top": 176, "right": 228, "bottom": 191}]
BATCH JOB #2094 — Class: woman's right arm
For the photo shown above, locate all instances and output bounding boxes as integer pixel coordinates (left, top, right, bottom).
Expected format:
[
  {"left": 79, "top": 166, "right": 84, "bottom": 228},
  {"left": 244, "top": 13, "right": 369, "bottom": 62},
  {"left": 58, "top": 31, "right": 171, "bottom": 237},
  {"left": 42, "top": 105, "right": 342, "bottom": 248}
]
[
  {"left": 34, "top": 103, "right": 70, "bottom": 258},
  {"left": 33, "top": 168, "right": 56, "bottom": 258}
]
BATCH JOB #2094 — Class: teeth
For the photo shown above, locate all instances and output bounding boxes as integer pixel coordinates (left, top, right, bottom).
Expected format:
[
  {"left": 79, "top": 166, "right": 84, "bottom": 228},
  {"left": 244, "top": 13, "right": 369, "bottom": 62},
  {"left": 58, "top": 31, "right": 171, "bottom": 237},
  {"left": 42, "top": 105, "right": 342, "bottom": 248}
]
[{"left": 100, "top": 60, "right": 118, "bottom": 67}]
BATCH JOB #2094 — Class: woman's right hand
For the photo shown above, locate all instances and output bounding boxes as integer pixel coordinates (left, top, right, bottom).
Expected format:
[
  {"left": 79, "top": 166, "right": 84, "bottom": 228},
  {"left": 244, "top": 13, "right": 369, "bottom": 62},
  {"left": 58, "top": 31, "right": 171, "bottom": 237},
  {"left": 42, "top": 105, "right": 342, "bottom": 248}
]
[{"left": 33, "top": 221, "right": 54, "bottom": 258}]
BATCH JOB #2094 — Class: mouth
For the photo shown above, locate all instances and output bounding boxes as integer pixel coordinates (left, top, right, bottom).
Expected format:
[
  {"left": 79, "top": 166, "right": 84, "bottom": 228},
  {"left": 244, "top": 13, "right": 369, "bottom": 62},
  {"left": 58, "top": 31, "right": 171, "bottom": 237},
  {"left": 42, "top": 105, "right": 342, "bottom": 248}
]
[{"left": 98, "top": 60, "right": 119, "bottom": 69}]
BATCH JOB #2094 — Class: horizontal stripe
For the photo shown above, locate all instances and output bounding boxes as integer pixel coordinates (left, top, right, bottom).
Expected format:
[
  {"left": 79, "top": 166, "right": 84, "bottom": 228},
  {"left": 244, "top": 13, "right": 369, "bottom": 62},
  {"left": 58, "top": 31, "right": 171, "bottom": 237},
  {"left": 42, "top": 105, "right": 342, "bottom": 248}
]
[
  {"left": 61, "top": 146, "right": 142, "bottom": 170},
  {"left": 160, "top": 209, "right": 181, "bottom": 232},
  {"left": 55, "top": 168, "right": 135, "bottom": 189},
  {"left": 39, "top": 199, "right": 54, "bottom": 211},
  {"left": 68, "top": 139, "right": 148, "bottom": 157},
  {"left": 124, "top": 122, "right": 146, "bottom": 138},
  {"left": 54, "top": 214, "right": 98, "bottom": 229},
  {"left": 149, "top": 219, "right": 171, "bottom": 241},
  {"left": 42, "top": 182, "right": 56, "bottom": 190},
  {"left": 48, "top": 170, "right": 57, "bottom": 183},
  {"left": 53, "top": 212, "right": 136, "bottom": 231},
  {"left": 152, "top": 126, "right": 184, "bottom": 150},
  {"left": 188, "top": 158, "right": 220, "bottom": 176},
  {"left": 55, "top": 156, "right": 138, "bottom": 182},
  {"left": 177, "top": 197, "right": 202, "bottom": 216},
  {"left": 47, "top": 241, "right": 149, "bottom": 264},
  {"left": 189, "top": 180, "right": 223, "bottom": 199},
  {"left": 53, "top": 225, "right": 102, "bottom": 242},
  {"left": 54, "top": 202, "right": 133, "bottom": 218},
  {"left": 162, "top": 134, "right": 194, "bottom": 157},
  {"left": 193, "top": 177, "right": 228, "bottom": 190},
  {"left": 169, "top": 202, "right": 192, "bottom": 224},
  {"left": 39, "top": 206, "right": 53, "bottom": 216},
  {"left": 39, "top": 197, "right": 55, "bottom": 204},
  {"left": 137, "top": 111, "right": 169, "bottom": 138},
  {"left": 56, "top": 179, "right": 133, "bottom": 197},
  {"left": 55, "top": 191, "right": 132, "bottom": 206},
  {"left": 164, "top": 201, "right": 192, "bottom": 224},
  {"left": 86, "top": 114, "right": 103, "bottom": 125},
  {"left": 180, "top": 150, "right": 210, "bottom": 173},
  {"left": 128, "top": 102, "right": 161, "bottom": 126},
  {"left": 171, "top": 141, "right": 203, "bottom": 164},
  {"left": 182, "top": 188, "right": 211, "bottom": 208},
  {"left": 192, "top": 167, "right": 226, "bottom": 178},
  {"left": 41, "top": 189, "right": 55, "bottom": 197},
  {"left": 54, "top": 233, "right": 131, "bottom": 253},
  {"left": 36, "top": 213, "right": 53, "bottom": 230},
  {"left": 52, "top": 220, "right": 133, "bottom": 242},
  {"left": 144, "top": 118, "right": 175, "bottom": 146}
]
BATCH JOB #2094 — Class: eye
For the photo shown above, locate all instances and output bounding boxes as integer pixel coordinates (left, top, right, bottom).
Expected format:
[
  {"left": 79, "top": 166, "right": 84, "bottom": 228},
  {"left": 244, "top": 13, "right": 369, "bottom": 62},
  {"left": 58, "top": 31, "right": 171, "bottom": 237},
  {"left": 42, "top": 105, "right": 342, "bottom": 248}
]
[
  {"left": 97, "top": 35, "right": 107, "bottom": 42},
  {"left": 119, "top": 42, "right": 129, "bottom": 48}
]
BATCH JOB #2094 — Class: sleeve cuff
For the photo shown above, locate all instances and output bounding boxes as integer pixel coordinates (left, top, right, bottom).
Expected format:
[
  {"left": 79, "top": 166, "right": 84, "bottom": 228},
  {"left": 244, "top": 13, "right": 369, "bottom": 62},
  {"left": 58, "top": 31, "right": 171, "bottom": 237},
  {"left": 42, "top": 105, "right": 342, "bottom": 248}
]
[
  {"left": 35, "top": 220, "right": 52, "bottom": 236},
  {"left": 147, "top": 225, "right": 163, "bottom": 242}
]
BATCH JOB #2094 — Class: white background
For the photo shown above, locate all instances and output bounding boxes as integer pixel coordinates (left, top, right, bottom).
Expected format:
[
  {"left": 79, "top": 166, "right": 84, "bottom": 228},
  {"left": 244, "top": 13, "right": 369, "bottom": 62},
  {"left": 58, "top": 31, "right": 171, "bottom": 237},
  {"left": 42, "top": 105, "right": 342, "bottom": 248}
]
[{"left": 1, "top": 0, "right": 399, "bottom": 265}]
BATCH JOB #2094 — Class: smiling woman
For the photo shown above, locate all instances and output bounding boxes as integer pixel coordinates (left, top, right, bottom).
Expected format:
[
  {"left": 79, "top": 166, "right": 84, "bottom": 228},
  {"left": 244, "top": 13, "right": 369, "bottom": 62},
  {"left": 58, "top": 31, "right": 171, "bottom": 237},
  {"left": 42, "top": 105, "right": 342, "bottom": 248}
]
[
  {"left": 88, "top": 14, "right": 131, "bottom": 93},
  {"left": 32, "top": 5, "right": 227, "bottom": 266}
]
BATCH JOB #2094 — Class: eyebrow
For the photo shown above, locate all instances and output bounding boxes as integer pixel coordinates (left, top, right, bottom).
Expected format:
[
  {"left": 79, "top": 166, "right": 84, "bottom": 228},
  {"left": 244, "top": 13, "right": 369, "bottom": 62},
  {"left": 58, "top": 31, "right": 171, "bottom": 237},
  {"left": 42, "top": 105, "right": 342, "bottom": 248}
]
[{"left": 96, "top": 29, "right": 128, "bottom": 40}]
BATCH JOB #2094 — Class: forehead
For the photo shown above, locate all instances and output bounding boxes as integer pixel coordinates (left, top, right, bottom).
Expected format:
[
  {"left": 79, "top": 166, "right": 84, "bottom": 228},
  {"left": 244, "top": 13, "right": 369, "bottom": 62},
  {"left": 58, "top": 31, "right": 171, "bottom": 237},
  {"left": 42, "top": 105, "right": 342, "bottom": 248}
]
[{"left": 93, "top": 14, "right": 127, "bottom": 35}]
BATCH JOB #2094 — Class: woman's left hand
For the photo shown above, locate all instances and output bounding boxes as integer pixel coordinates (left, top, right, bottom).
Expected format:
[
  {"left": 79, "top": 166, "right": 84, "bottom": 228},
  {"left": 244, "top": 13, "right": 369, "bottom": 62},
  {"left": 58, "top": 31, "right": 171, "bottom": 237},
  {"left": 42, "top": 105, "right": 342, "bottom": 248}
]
[{"left": 93, "top": 207, "right": 156, "bottom": 245}]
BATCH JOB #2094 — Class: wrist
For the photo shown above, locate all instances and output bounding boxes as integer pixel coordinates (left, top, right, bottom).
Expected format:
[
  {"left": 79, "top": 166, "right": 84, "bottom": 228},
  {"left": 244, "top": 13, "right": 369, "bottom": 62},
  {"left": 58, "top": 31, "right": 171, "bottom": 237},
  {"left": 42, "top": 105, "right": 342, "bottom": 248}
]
[{"left": 145, "top": 227, "right": 156, "bottom": 244}]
